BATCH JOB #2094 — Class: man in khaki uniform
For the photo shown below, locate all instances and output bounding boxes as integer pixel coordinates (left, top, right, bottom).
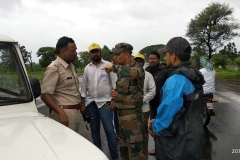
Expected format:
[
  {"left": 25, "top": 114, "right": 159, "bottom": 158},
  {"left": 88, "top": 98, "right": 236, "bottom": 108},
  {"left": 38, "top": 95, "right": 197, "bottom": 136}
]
[{"left": 41, "top": 36, "right": 81, "bottom": 132}]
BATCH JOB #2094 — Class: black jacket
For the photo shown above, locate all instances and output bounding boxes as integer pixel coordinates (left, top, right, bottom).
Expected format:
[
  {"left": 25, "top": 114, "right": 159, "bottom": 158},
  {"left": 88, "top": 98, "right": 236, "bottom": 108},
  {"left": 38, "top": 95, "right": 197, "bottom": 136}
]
[
  {"left": 155, "top": 62, "right": 205, "bottom": 160},
  {"left": 145, "top": 63, "right": 168, "bottom": 108}
]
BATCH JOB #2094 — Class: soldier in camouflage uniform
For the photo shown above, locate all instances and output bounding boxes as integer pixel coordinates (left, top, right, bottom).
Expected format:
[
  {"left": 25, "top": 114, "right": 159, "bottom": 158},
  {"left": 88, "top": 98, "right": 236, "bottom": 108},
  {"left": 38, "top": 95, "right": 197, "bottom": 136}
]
[{"left": 102, "top": 43, "right": 145, "bottom": 160}]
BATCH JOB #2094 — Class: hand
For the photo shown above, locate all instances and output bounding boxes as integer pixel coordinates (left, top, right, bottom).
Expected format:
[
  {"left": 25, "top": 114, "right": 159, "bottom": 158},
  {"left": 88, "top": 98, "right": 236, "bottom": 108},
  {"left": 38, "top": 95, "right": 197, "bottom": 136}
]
[
  {"left": 111, "top": 88, "right": 118, "bottom": 99},
  {"left": 148, "top": 119, "right": 155, "bottom": 137},
  {"left": 148, "top": 119, "right": 154, "bottom": 127},
  {"left": 59, "top": 111, "right": 69, "bottom": 127},
  {"left": 80, "top": 104, "right": 86, "bottom": 114},
  {"left": 148, "top": 127, "right": 155, "bottom": 137},
  {"left": 101, "top": 64, "right": 113, "bottom": 74},
  {"left": 110, "top": 100, "right": 116, "bottom": 110}
]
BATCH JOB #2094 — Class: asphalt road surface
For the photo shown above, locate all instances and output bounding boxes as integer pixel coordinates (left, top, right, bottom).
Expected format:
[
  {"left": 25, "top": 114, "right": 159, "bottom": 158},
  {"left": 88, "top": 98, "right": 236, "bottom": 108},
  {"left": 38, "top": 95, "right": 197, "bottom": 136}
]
[
  {"left": 36, "top": 81, "right": 240, "bottom": 160},
  {"left": 203, "top": 84, "right": 240, "bottom": 160}
]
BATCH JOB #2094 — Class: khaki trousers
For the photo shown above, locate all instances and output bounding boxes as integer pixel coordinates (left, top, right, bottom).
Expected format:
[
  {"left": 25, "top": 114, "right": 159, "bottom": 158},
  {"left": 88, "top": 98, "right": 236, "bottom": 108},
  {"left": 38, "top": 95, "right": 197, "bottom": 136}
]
[{"left": 51, "top": 108, "right": 81, "bottom": 133}]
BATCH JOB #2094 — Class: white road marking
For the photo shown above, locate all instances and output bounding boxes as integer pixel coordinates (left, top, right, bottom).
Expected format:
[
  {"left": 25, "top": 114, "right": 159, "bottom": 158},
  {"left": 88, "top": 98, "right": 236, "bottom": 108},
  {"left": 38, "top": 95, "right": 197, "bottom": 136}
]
[{"left": 215, "top": 91, "right": 240, "bottom": 104}]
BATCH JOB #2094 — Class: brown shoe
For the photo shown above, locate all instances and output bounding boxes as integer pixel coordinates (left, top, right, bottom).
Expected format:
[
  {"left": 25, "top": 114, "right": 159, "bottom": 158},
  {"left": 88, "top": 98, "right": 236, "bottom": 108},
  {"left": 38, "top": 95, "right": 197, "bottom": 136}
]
[{"left": 149, "top": 149, "right": 155, "bottom": 155}]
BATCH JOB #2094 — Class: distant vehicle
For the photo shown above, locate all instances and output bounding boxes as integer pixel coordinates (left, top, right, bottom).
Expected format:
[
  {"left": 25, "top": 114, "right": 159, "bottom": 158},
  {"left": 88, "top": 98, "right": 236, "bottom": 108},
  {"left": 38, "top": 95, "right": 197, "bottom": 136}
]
[
  {"left": 0, "top": 34, "right": 108, "bottom": 160},
  {"left": 203, "top": 93, "right": 218, "bottom": 126}
]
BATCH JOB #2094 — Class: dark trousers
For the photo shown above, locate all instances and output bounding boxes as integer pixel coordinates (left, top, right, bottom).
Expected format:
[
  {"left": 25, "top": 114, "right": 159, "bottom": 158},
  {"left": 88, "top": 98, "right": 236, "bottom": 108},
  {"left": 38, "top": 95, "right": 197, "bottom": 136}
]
[
  {"left": 142, "top": 111, "right": 150, "bottom": 156},
  {"left": 150, "top": 105, "right": 158, "bottom": 152},
  {"left": 150, "top": 105, "right": 157, "bottom": 119},
  {"left": 114, "top": 109, "right": 119, "bottom": 134},
  {"left": 87, "top": 101, "right": 118, "bottom": 159}
]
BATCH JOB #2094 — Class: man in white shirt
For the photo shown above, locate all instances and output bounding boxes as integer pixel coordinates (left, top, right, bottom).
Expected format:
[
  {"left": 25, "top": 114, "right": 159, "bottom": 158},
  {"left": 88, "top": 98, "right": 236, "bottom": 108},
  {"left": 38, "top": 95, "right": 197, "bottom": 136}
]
[
  {"left": 134, "top": 53, "right": 156, "bottom": 158},
  {"left": 80, "top": 43, "right": 119, "bottom": 160},
  {"left": 199, "top": 57, "right": 216, "bottom": 94}
]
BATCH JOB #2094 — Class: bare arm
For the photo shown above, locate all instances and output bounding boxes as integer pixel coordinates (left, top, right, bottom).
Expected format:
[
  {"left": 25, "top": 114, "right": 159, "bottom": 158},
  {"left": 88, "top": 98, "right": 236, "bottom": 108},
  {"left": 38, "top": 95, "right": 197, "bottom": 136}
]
[
  {"left": 80, "top": 97, "right": 86, "bottom": 114},
  {"left": 80, "top": 66, "right": 88, "bottom": 114},
  {"left": 41, "top": 93, "right": 69, "bottom": 127}
]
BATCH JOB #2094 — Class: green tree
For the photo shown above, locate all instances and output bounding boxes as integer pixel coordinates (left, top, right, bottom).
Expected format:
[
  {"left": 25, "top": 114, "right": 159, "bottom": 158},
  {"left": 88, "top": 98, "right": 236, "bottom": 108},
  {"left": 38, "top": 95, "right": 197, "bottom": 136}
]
[
  {"left": 72, "top": 56, "right": 81, "bottom": 68},
  {"left": 234, "top": 57, "right": 240, "bottom": 67},
  {"left": 189, "top": 46, "right": 207, "bottom": 69},
  {"left": 190, "top": 46, "right": 207, "bottom": 69},
  {"left": 101, "top": 45, "right": 114, "bottom": 62},
  {"left": 211, "top": 54, "right": 228, "bottom": 69},
  {"left": 78, "top": 51, "right": 91, "bottom": 69},
  {"left": 72, "top": 56, "right": 82, "bottom": 74},
  {"left": 191, "top": 46, "right": 207, "bottom": 59},
  {"left": 37, "top": 47, "right": 55, "bottom": 68},
  {"left": 19, "top": 45, "right": 33, "bottom": 69},
  {"left": 186, "top": 2, "right": 240, "bottom": 59},
  {"left": 19, "top": 45, "right": 29, "bottom": 63},
  {"left": 19, "top": 45, "right": 35, "bottom": 71},
  {"left": 27, "top": 51, "right": 34, "bottom": 72},
  {"left": 139, "top": 44, "right": 165, "bottom": 61},
  {"left": 219, "top": 42, "right": 238, "bottom": 61}
]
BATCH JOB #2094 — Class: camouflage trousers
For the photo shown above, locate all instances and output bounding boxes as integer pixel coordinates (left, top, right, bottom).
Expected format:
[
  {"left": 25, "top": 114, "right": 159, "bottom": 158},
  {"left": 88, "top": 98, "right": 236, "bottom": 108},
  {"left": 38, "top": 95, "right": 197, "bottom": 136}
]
[{"left": 118, "top": 109, "right": 146, "bottom": 160}]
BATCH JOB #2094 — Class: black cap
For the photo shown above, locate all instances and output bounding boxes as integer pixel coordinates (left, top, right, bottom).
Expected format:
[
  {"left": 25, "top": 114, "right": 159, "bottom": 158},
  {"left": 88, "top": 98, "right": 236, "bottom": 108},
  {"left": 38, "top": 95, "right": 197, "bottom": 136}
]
[{"left": 158, "top": 37, "right": 191, "bottom": 55}]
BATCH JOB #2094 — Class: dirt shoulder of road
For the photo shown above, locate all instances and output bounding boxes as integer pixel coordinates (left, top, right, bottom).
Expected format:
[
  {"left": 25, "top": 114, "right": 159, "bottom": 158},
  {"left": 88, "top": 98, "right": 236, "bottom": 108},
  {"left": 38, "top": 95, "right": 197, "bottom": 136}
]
[{"left": 216, "top": 79, "right": 240, "bottom": 93}]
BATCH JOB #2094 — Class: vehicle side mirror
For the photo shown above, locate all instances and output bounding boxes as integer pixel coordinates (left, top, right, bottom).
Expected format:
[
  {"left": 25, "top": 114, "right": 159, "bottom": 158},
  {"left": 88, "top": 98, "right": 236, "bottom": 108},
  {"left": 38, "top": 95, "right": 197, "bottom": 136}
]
[{"left": 30, "top": 78, "right": 41, "bottom": 99}]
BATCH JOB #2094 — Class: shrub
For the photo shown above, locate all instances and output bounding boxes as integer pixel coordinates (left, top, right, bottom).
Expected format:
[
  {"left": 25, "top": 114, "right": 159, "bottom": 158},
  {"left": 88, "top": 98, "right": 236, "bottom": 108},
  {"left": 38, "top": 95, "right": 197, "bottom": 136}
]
[
  {"left": 215, "top": 68, "right": 240, "bottom": 81},
  {"left": 25, "top": 64, "right": 45, "bottom": 72},
  {"left": 234, "top": 57, "right": 240, "bottom": 67},
  {"left": 227, "top": 58, "right": 232, "bottom": 65},
  {"left": 211, "top": 54, "right": 228, "bottom": 69}
]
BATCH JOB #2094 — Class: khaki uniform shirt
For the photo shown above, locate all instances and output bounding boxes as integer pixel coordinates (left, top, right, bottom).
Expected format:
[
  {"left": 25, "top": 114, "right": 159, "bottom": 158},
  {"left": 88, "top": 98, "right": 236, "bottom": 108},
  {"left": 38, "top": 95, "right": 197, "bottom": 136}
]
[{"left": 41, "top": 57, "right": 81, "bottom": 105}]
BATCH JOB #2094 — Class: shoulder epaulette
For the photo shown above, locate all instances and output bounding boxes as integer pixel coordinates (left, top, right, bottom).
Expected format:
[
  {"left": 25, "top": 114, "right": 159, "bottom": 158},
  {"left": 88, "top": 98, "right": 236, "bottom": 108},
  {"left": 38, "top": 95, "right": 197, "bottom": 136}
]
[{"left": 47, "top": 60, "right": 60, "bottom": 70}]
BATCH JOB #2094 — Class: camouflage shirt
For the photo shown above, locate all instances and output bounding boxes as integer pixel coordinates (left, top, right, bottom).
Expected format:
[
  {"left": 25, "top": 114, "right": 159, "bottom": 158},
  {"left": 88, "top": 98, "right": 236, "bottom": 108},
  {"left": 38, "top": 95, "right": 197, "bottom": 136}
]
[{"left": 112, "top": 62, "right": 145, "bottom": 109}]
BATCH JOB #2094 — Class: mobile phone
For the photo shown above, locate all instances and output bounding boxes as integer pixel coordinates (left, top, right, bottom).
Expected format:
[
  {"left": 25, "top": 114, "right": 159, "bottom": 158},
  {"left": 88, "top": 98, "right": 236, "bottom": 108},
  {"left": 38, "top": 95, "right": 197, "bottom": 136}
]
[{"left": 105, "top": 101, "right": 111, "bottom": 110}]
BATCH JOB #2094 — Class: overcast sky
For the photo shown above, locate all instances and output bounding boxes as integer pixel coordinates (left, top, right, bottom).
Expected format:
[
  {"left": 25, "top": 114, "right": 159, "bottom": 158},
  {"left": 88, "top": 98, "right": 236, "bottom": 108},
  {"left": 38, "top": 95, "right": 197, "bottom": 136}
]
[{"left": 1, "top": 0, "right": 240, "bottom": 63}]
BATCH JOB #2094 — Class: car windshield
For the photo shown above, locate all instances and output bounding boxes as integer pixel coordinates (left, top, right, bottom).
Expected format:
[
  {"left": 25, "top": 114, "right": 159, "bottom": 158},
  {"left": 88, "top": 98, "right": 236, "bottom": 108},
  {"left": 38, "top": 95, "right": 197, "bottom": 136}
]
[{"left": 0, "top": 43, "right": 32, "bottom": 106}]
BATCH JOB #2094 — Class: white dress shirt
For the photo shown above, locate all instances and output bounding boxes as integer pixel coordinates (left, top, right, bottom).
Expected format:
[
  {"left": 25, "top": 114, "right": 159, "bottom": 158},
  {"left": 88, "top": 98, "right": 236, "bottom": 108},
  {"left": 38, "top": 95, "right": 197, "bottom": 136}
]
[
  {"left": 143, "top": 71, "right": 156, "bottom": 112},
  {"left": 81, "top": 59, "right": 117, "bottom": 108}
]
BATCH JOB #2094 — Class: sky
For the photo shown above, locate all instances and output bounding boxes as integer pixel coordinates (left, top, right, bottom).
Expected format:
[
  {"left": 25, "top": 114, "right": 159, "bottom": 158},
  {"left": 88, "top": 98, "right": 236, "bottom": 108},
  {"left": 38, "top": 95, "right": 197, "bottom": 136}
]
[{"left": 1, "top": 0, "right": 240, "bottom": 63}]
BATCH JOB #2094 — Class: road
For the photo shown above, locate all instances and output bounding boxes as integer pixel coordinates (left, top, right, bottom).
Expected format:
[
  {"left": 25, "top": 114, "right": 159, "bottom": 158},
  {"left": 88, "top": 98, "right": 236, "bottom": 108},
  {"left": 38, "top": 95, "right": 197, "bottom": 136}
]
[
  {"left": 36, "top": 81, "right": 240, "bottom": 160},
  {"left": 203, "top": 84, "right": 240, "bottom": 160}
]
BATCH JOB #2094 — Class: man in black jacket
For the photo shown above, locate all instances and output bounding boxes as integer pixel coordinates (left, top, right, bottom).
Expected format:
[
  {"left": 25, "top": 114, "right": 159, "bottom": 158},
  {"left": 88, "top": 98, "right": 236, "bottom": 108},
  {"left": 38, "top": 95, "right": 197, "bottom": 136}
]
[
  {"left": 145, "top": 51, "right": 168, "bottom": 155},
  {"left": 148, "top": 37, "right": 204, "bottom": 160}
]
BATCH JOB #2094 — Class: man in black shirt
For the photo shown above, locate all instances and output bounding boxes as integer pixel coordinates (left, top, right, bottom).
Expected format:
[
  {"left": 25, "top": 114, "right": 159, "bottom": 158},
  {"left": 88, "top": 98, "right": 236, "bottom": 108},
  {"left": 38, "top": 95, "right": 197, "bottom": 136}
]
[{"left": 145, "top": 50, "right": 168, "bottom": 155}]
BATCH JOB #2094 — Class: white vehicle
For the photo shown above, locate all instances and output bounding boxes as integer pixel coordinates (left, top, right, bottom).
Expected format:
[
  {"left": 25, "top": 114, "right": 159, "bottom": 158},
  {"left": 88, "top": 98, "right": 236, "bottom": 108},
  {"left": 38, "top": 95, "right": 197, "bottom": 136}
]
[{"left": 0, "top": 34, "right": 108, "bottom": 160}]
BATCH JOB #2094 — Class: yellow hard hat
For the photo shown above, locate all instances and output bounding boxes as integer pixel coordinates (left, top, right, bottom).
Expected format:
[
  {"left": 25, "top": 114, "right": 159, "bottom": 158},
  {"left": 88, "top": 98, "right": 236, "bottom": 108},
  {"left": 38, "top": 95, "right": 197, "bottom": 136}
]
[
  {"left": 88, "top": 43, "right": 101, "bottom": 52},
  {"left": 134, "top": 53, "right": 145, "bottom": 60}
]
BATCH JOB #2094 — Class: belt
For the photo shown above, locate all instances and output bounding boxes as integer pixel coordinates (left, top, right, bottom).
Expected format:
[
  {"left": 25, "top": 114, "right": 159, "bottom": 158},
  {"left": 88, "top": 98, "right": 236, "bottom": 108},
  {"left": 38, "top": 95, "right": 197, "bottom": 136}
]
[
  {"left": 117, "top": 108, "right": 142, "bottom": 116},
  {"left": 62, "top": 104, "right": 80, "bottom": 109}
]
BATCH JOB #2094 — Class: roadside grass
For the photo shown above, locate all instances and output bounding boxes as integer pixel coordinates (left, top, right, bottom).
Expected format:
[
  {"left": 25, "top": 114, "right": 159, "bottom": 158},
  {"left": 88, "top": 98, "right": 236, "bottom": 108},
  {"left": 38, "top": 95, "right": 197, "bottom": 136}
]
[
  {"left": 26, "top": 67, "right": 84, "bottom": 82},
  {"left": 26, "top": 65, "right": 239, "bottom": 82},
  {"left": 27, "top": 70, "right": 45, "bottom": 82},
  {"left": 215, "top": 68, "right": 240, "bottom": 82}
]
